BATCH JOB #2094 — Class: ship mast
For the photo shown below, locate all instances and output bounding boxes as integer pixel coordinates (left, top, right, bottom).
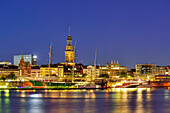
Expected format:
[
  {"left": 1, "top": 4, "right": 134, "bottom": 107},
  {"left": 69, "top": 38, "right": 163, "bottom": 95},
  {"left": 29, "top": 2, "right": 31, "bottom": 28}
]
[
  {"left": 94, "top": 49, "right": 97, "bottom": 81},
  {"left": 72, "top": 41, "right": 76, "bottom": 83},
  {"left": 74, "top": 41, "right": 76, "bottom": 63},
  {"left": 48, "top": 41, "right": 52, "bottom": 82}
]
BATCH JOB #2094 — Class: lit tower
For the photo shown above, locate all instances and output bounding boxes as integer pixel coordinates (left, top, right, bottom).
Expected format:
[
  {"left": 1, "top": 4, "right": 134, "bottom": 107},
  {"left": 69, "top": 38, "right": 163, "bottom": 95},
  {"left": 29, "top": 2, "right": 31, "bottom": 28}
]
[
  {"left": 19, "top": 52, "right": 25, "bottom": 76},
  {"left": 65, "top": 27, "right": 75, "bottom": 64}
]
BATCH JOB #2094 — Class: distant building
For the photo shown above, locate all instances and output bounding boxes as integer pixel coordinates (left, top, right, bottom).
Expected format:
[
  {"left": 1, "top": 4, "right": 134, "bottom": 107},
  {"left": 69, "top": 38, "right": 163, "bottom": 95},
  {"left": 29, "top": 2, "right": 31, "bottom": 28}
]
[
  {"left": 168, "top": 67, "right": 170, "bottom": 75},
  {"left": 83, "top": 65, "right": 100, "bottom": 81},
  {"left": 136, "top": 64, "right": 170, "bottom": 78},
  {"left": 40, "top": 64, "right": 64, "bottom": 78},
  {"left": 64, "top": 63, "right": 83, "bottom": 77},
  {"left": 31, "top": 66, "right": 40, "bottom": 78},
  {"left": 0, "top": 64, "right": 19, "bottom": 76},
  {"left": 136, "top": 64, "right": 156, "bottom": 78},
  {"left": 156, "top": 66, "right": 169, "bottom": 75},
  {"left": 99, "top": 62, "right": 127, "bottom": 78},
  {"left": 14, "top": 54, "right": 37, "bottom": 66},
  {"left": 0, "top": 61, "right": 11, "bottom": 65}
]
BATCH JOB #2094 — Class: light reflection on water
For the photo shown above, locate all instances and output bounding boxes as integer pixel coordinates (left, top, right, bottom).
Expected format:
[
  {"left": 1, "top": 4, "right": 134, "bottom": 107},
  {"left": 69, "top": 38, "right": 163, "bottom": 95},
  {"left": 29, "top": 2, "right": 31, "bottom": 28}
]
[{"left": 0, "top": 88, "right": 170, "bottom": 113}]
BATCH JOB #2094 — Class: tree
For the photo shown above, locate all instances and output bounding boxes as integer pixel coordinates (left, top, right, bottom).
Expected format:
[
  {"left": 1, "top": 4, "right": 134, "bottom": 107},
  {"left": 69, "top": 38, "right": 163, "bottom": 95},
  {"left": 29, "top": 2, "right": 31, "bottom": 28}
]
[
  {"left": 99, "top": 74, "right": 109, "bottom": 78},
  {"left": 82, "top": 74, "right": 87, "bottom": 78},
  {"left": 119, "top": 71, "right": 127, "bottom": 78},
  {"left": 128, "top": 72, "right": 135, "bottom": 77},
  {"left": 0, "top": 74, "right": 7, "bottom": 81},
  {"left": 7, "top": 72, "right": 16, "bottom": 80},
  {"left": 68, "top": 73, "right": 73, "bottom": 77}
]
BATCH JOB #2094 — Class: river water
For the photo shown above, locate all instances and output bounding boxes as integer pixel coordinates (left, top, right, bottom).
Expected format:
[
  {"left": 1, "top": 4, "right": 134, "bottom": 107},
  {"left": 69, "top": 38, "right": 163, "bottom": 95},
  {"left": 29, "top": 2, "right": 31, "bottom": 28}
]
[{"left": 0, "top": 88, "right": 170, "bottom": 113}]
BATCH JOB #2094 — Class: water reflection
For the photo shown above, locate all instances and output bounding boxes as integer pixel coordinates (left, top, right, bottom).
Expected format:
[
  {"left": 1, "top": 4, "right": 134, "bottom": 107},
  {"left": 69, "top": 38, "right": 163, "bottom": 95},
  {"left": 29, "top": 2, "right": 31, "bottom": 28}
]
[
  {"left": 27, "top": 98, "right": 45, "bottom": 113},
  {"left": 4, "top": 90, "right": 10, "bottom": 113},
  {"left": 0, "top": 88, "right": 170, "bottom": 113}
]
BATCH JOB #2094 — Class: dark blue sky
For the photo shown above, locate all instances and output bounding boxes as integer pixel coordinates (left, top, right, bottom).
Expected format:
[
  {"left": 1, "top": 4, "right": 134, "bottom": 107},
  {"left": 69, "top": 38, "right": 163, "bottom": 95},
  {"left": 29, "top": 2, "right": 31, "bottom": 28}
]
[{"left": 0, "top": 0, "right": 170, "bottom": 69}]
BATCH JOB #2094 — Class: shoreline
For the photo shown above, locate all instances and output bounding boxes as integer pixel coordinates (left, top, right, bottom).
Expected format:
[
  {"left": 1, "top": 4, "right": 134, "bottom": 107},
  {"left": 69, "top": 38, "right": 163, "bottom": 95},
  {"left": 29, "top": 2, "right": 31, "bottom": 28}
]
[{"left": 0, "top": 86, "right": 168, "bottom": 90}]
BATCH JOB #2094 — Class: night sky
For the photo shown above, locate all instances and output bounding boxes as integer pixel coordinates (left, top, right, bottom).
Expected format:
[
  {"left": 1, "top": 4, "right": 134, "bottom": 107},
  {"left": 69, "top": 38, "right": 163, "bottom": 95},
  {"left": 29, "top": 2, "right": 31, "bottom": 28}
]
[{"left": 0, "top": 0, "right": 170, "bottom": 69}]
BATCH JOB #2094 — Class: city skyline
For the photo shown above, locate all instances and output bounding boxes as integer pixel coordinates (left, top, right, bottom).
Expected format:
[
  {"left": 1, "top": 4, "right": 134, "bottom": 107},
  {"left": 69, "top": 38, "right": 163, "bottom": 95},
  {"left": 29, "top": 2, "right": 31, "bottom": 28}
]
[
  {"left": 0, "top": 0, "right": 170, "bottom": 69},
  {"left": 1, "top": 1, "right": 170, "bottom": 112}
]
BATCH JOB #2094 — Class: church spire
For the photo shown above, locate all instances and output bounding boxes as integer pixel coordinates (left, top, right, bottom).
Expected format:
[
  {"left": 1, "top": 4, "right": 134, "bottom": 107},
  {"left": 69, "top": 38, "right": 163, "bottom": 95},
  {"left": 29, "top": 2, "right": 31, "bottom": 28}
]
[
  {"left": 67, "top": 27, "right": 72, "bottom": 41},
  {"left": 69, "top": 27, "right": 71, "bottom": 36},
  {"left": 21, "top": 52, "right": 24, "bottom": 60}
]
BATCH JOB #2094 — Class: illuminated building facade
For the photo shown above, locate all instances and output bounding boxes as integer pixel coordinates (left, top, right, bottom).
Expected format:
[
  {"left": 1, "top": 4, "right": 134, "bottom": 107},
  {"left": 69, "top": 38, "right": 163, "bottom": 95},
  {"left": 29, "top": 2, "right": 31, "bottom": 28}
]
[
  {"left": 64, "top": 64, "right": 83, "bottom": 77},
  {"left": 31, "top": 66, "right": 40, "bottom": 78},
  {"left": 83, "top": 65, "right": 100, "bottom": 81},
  {"left": 0, "top": 61, "right": 11, "bottom": 65},
  {"left": 156, "top": 66, "right": 169, "bottom": 75},
  {"left": 99, "top": 62, "right": 127, "bottom": 77},
  {"left": 136, "top": 64, "right": 156, "bottom": 78},
  {"left": 136, "top": 64, "right": 170, "bottom": 78},
  {"left": 40, "top": 64, "right": 64, "bottom": 78},
  {"left": 0, "top": 65, "right": 19, "bottom": 76}
]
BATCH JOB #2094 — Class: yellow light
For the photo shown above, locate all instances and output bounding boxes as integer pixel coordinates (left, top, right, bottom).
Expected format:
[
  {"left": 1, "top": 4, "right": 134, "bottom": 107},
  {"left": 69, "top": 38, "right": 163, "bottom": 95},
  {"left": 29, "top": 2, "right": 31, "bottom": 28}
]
[
  {"left": 116, "top": 88, "right": 121, "bottom": 92},
  {"left": 5, "top": 89, "right": 9, "bottom": 92},
  {"left": 138, "top": 79, "right": 141, "bottom": 82},
  {"left": 121, "top": 88, "right": 127, "bottom": 92}
]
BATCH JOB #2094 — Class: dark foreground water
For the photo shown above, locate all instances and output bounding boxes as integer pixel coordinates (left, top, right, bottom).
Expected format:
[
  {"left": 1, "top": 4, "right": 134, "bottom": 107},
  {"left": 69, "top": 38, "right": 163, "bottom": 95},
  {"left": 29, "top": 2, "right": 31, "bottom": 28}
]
[{"left": 0, "top": 88, "right": 170, "bottom": 113}]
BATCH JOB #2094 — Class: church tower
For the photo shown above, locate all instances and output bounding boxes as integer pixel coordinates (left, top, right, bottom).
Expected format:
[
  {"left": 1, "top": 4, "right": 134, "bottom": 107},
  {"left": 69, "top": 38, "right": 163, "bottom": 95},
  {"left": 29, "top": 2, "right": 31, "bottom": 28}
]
[
  {"left": 19, "top": 53, "right": 25, "bottom": 76},
  {"left": 65, "top": 27, "right": 75, "bottom": 63}
]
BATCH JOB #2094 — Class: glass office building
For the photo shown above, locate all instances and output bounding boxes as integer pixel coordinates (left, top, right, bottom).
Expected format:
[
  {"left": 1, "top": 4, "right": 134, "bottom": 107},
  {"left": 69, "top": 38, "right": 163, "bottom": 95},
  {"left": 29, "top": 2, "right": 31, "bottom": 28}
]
[{"left": 14, "top": 54, "right": 37, "bottom": 66}]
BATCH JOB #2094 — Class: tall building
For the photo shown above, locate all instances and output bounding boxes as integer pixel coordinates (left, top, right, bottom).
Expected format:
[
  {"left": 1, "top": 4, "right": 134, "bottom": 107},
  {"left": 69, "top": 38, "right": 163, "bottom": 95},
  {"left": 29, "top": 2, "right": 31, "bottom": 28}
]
[
  {"left": 14, "top": 54, "right": 37, "bottom": 66},
  {"left": 65, "top": 27, "right": 75, "bottom": 64}
]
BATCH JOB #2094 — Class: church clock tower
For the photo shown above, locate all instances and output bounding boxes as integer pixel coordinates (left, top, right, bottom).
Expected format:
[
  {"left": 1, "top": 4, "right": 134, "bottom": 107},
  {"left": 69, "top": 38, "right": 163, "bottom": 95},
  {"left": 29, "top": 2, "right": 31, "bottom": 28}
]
[{"left": 65, "top": 27, "right": 75, "bottom": 63}]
